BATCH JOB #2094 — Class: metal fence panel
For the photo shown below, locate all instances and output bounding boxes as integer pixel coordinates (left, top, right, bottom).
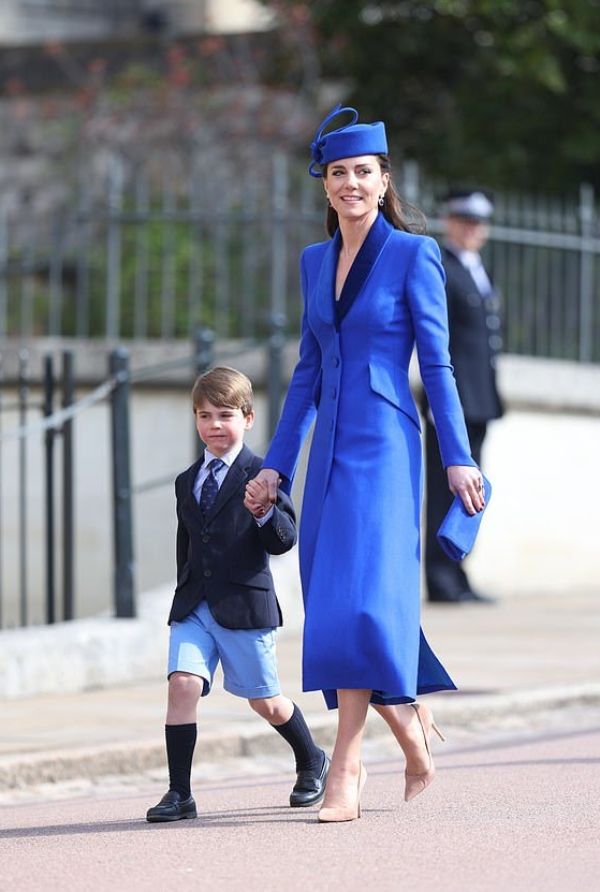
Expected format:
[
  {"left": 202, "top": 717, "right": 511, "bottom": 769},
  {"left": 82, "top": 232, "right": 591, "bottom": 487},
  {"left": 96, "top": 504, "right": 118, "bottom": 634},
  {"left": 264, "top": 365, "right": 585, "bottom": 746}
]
[{"left": 0, "top": 156, "right": 598, "bottom": 361}]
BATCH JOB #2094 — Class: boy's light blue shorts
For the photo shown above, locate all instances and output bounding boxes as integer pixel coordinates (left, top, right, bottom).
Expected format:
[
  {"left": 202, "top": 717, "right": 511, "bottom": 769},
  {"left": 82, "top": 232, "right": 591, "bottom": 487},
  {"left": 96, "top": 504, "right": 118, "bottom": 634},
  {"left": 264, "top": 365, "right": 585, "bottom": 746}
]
[{"left": 167, "top": 600, "right": 281, "bottom": 699}]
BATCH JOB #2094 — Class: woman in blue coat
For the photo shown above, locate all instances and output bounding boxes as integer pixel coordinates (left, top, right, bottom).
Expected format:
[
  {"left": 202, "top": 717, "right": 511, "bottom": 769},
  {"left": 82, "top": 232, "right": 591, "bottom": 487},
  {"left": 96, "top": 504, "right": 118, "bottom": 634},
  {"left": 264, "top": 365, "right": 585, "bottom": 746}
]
[{"left": 247, "top": 106, "right": 485, "bottom": 822}]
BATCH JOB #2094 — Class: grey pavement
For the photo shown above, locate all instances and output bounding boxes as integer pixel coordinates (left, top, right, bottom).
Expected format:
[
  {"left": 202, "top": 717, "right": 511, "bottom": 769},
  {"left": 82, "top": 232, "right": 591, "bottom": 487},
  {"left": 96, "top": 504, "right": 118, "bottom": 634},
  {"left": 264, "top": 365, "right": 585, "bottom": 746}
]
[
  {"left": 1, "top": 588, "right": 599, "bottom": 795},
  {"left": 2, "top": 724, "right": 600, "bottom": 892}
]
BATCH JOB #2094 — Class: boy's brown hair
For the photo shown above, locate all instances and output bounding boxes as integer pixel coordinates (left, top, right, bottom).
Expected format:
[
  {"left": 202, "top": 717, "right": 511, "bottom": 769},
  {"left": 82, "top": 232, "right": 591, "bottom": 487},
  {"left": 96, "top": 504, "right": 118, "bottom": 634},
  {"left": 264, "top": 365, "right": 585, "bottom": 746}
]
[{"left": 191, "top": 366, "right": 253, "bottom": 416}]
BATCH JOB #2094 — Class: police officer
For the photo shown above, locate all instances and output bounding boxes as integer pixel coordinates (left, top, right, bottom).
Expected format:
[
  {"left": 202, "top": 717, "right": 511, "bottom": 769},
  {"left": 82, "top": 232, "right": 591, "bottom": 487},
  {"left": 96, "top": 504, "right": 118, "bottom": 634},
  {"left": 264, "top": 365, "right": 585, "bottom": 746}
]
[{"left": 423, "top": 189, "right": 504, "bottom": 604}]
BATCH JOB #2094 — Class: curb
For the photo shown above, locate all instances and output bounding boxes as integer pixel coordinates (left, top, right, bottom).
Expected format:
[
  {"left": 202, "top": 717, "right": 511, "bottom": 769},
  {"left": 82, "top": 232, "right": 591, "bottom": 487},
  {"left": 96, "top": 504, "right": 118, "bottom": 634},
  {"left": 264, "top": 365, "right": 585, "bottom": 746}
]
[
  {"left": 3, "top": 683, "right": 599, "bottom": 792},
  {"left": 0, "top": 719, "right": 338, "bottom": 792}
]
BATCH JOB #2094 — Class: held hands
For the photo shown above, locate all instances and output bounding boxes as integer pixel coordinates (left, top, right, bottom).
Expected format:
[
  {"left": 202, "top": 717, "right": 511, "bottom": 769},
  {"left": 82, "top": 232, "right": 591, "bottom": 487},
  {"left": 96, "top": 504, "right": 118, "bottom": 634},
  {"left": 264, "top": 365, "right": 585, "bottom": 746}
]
[
  {"left": 447, "top": 466, "right": 485, "bottom": 516},
  {"left": 244, "top": 469, "right": 280, "bottom": 518}
]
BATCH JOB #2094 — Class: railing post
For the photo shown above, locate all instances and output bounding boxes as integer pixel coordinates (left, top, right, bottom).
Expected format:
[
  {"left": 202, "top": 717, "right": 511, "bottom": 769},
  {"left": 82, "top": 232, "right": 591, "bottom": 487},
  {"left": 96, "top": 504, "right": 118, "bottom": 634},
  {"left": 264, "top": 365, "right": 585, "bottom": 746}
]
[
  {"left": 401, "top": 159, "right": 421, "bottom": 206},
  {"left": 270, "top": 152, "right": 288, "bottom": 322},
  {"left": 193, "top": 326, "right": 215, "bottom": 379},
  {"left": 106, "top": 155, "right": 124, "bottom": 339},
  {"left": 578, "top": 183, "right": 595, "bottom": 362},
  {"left": 109, "top": 348, "right": 135, "bottom": 618},
  {"left": 62, "top": 350, "right": 75, "bottom": 620},
  {"left": 0, "top": 207, "right": 8, "bottom": 339},
  {"left": 43, "top": 354, "right": 56, "bottom": 624},
  {"left": 18, "top": 349, "right": 29, "bottom": 626},
  {"left": 192, "top": 327, "right": 214, "bottom": 458},
  {"left": 0, "top": 353, "right": 3, "bottom": 628},
  {"left": 268, "top": 314, "right": 286, "bottom": 439}
]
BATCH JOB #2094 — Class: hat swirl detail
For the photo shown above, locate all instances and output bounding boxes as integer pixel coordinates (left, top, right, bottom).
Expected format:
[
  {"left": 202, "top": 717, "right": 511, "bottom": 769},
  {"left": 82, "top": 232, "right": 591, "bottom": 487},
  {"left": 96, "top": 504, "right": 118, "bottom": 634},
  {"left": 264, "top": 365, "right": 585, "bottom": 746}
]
[
  {"left": 308, "top": 103, "right": 388, "bottom": 178},
  {"left": 308, "top": 104, "right": 359, "bottom": 177}
]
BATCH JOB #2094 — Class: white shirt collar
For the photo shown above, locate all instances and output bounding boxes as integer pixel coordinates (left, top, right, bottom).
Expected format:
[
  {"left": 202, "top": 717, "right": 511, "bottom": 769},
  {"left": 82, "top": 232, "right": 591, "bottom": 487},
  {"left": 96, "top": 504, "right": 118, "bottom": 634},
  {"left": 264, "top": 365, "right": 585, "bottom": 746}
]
[
  {"left": 458, "top": 249, "right": 482, "bottom": 270},
  {"left": 202, "top": 443, "right": 243, "bottom": 469},
  {"left": 445, "top": 241, "right": 481, "bottom": 269}
]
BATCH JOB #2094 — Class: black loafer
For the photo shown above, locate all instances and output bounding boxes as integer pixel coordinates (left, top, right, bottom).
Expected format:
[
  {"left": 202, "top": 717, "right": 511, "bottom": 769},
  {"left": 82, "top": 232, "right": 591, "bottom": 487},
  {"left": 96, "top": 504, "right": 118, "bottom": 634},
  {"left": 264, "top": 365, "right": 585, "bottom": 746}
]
[
  {"left": 429, "top": 589, "right": 496, "bottom": 605},
  {"left": 146, "top": 790, "right": 197, "bottom": 823},
  {"left": 289, "top": 752, "right": 330, "bottom": 808}
]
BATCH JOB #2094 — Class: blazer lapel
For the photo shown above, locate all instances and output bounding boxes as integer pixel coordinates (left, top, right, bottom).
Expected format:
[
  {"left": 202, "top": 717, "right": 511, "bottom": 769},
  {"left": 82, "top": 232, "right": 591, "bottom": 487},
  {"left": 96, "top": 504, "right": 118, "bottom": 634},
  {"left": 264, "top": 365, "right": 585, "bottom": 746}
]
[
  {"left": 336, "top": 212, "right": 393, "bottom": 328},
  {"left": 444, "top": 245, "right": 490, "bottom": 302},
  {"left": 185, "top": 456, "right": 204, "bottom": 507},
  {"left": 206, "top": 445, "right": 252, "bottom": 521}
]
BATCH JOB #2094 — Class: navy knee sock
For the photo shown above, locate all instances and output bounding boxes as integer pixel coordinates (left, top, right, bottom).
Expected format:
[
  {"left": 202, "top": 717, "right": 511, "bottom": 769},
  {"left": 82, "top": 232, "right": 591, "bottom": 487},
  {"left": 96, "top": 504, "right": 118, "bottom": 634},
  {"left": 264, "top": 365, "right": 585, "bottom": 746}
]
[
  {"left": 165, "top": 723, "right": 197, "bottom": 798},
  {"left": 272, "top": 703, "right": 324, "bottom": 773}
]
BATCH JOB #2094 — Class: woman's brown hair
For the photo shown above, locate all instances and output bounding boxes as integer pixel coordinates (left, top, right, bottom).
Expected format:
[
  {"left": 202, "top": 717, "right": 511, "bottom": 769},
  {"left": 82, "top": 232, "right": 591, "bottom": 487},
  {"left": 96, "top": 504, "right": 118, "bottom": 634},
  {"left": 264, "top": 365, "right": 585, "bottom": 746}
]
[{"left": 323, "top": 155, "right": 426, "bottom": 237}]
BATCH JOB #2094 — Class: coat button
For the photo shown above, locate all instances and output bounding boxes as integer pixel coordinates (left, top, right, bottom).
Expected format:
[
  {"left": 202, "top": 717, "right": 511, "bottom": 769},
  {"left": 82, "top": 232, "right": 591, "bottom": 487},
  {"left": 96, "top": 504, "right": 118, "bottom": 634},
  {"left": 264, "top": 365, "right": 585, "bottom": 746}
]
[
  {"left": 201, "top": 535, "right": 210, "bottom": 543},
  {"left": 203, "top": 569, "right": 212, "bottom": 578}
]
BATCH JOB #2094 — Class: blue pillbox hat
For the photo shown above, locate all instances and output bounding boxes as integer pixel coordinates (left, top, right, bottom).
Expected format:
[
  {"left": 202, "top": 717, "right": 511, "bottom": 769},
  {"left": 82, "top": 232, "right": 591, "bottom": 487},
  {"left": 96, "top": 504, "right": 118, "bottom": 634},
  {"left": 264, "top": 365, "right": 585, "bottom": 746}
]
[{"left": 309, "top": 104, "right": 388, "bottom": 177}]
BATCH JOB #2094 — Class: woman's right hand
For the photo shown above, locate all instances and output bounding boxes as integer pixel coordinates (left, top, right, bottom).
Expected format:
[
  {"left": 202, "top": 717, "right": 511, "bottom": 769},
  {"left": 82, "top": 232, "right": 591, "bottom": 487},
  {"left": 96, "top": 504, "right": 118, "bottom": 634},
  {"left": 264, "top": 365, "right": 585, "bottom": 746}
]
[
  {"left": 247, "top": 468, "right": 281, "bottom": 505},
  {"left": 447, "top": 465, "right": 485, "bottom": 515}
]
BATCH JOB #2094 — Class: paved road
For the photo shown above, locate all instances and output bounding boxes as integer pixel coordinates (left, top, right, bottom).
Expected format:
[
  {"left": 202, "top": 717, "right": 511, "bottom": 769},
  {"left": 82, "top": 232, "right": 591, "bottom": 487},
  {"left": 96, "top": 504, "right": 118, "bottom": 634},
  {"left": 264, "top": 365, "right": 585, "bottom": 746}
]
[{"left": 1, "top": 714, "right": 598, "bottom": 892}]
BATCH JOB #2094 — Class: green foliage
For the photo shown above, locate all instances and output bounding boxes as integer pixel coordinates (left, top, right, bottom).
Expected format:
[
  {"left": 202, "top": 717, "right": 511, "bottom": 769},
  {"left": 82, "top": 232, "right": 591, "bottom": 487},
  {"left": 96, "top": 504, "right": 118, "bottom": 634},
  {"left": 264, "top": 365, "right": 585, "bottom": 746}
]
[{"left": 263, "top": 0, "right": 600, "bottom": 190}]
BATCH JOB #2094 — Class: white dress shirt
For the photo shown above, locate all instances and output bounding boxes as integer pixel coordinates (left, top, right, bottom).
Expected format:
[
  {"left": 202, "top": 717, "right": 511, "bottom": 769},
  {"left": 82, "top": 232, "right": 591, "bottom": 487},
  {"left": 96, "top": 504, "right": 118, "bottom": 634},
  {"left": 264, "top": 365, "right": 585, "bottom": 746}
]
[
  {"left": 457, "top": 249, "right": 493, "bottom": 297},
  {"left": 193, "top": 445, "right": 273, "bottom": 525}
]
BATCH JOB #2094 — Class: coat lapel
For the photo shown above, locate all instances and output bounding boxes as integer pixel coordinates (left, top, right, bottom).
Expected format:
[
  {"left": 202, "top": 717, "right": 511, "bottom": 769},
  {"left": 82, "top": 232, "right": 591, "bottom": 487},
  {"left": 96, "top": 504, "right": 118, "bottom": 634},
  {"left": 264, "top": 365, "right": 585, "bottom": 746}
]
[
  {"left": 315, "top": 229, "right": 340, "bottom": 327},
  {"left": 335, "top": 212, "right": 393, "bottom": 328}
]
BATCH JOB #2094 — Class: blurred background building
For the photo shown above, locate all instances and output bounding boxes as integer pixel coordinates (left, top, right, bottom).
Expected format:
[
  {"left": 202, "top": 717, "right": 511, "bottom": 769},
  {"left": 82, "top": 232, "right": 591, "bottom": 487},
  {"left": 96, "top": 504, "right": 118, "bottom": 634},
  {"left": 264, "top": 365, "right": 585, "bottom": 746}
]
[{"left": 0, "top": 1, "right": 273, "bottom": 44}]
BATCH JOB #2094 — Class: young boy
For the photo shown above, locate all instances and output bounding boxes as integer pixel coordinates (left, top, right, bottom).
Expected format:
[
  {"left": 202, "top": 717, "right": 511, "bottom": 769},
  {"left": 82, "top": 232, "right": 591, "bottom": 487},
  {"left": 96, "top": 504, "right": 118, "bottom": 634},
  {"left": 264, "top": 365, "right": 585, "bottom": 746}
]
[{"left": 146, "top": 366, "right": 329, "bottom": 822}]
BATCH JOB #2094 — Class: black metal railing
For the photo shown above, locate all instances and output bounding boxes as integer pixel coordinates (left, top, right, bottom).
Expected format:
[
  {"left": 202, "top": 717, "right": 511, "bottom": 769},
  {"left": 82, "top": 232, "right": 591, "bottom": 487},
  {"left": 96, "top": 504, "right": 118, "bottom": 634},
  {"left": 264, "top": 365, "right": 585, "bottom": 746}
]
[
  {"left": 0, "top": 323, "right": 287, "bottom": 630},
  {"left": 1, "top": 155, "right": 599, "bottom": 362}
]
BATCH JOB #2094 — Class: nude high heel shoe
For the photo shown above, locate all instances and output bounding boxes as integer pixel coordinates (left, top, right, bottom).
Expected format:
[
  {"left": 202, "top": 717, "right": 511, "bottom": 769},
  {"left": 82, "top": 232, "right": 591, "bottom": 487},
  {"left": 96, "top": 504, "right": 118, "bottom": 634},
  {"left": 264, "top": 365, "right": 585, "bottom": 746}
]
[
  {"left": 404, "top": 703, "right": 445, "bottom": 803},
  {"left": 318, "top": 763, "right": 367, "bottom": 823}
]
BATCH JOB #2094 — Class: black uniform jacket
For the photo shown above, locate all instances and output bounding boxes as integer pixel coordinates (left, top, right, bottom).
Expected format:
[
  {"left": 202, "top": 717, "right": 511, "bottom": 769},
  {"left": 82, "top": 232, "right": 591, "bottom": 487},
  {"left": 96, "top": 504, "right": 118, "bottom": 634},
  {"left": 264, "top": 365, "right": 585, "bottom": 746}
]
[
  {"left": 168, "top": 444, "right": 297, "bottom": 629},
  {"left": 442, "top": 246, "right": 504, "bottom": 423}
]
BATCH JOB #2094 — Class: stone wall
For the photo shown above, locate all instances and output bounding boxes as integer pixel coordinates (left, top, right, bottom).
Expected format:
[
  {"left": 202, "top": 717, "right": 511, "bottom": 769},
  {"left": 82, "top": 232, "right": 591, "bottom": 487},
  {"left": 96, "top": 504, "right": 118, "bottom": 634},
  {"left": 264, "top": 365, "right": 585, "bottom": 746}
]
[{"left": 0, "top": 29, "right": 314, "bottom": 224}]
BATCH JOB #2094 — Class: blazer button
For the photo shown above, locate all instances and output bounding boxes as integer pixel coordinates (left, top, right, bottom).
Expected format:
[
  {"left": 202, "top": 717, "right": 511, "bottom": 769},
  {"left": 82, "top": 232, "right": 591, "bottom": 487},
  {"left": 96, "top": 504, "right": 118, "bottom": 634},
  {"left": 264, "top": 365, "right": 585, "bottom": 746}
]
[
  {"left": 203, "top": 569, "right": 212, "bottom": 578},
  {"left": 333, "top": 356, "right": 340, "bottom": 367},
  {"left": 201, "top": 535, "right": 210, "bottom": 543}
]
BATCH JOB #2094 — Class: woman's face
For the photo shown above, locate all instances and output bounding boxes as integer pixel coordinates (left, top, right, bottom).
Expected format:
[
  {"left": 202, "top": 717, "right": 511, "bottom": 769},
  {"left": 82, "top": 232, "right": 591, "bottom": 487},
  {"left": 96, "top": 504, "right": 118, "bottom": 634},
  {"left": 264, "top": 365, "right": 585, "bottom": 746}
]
[{"left": 323, "top": 155, "right": 389, "bottom": 224}]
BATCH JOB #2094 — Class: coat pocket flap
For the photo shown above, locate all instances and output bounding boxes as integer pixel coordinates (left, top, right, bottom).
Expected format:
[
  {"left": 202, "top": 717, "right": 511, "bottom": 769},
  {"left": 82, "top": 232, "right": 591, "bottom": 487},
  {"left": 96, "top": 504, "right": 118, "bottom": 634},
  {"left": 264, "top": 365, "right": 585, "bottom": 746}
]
[
  {"left": 368, "top": 362, "right": 421, "bottom": 430},
  {"left": 228, "top": 568, "right": 272, "bottom": 590}
]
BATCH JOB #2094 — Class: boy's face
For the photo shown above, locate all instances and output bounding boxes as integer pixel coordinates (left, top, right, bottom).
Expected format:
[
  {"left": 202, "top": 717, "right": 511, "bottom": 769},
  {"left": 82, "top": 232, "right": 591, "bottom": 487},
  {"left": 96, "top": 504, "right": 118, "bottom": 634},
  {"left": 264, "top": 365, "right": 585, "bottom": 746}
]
[{"left": 194, "top": 400, "right": 254, "bottom": 457}]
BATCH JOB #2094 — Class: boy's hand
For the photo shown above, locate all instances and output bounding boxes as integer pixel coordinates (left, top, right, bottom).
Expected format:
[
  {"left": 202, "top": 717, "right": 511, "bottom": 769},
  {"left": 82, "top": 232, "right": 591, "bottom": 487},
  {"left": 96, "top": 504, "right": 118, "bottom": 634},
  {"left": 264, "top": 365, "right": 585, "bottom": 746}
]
[
  {"left": 248, "top": 468, "right": 280, "bottom": 505},
  {"left": 244, "top": 477, "right": 273, "bottom": 518}
]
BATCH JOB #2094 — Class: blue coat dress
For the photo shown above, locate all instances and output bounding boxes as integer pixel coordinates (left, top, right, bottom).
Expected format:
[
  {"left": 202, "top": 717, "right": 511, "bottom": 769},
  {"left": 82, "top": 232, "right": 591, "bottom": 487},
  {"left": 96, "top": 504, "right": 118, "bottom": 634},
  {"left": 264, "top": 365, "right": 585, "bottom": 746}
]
[{"left": 264, "top": 212, "right": 476, "bottom": 709}]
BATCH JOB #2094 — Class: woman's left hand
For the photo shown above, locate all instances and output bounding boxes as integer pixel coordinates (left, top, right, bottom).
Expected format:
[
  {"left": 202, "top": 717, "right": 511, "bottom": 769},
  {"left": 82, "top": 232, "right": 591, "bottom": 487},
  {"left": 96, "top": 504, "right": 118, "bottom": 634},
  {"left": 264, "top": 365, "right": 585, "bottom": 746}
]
[{"left": 447, "top": 465, "right": 485, "bottom": 516}]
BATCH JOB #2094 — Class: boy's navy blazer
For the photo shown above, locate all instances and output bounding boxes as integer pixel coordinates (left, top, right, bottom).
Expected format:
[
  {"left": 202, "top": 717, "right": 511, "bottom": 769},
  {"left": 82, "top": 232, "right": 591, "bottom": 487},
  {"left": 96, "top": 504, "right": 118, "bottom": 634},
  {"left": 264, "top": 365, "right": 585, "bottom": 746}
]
[{"left": 169, "top": 444, "right": 296, "bottom": 630}]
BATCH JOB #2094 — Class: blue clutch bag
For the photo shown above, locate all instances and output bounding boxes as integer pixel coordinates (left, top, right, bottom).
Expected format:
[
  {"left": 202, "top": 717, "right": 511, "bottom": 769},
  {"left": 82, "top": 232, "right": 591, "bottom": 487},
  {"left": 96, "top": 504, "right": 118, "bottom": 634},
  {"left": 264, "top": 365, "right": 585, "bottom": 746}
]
[{"left": 436, "top": 474, "right": 492, "bottom": 561}]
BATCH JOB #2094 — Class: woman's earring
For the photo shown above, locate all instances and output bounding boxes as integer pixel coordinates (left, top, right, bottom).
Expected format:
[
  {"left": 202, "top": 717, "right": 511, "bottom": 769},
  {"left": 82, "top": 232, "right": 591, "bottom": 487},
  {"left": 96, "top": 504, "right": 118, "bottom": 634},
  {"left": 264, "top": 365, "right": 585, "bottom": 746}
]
[
  {"left": 378, "top": 195, "right": 385, "bottom": 207},
  {"left": 326, "top": 195, "right": 332, "bottom": 207}
]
